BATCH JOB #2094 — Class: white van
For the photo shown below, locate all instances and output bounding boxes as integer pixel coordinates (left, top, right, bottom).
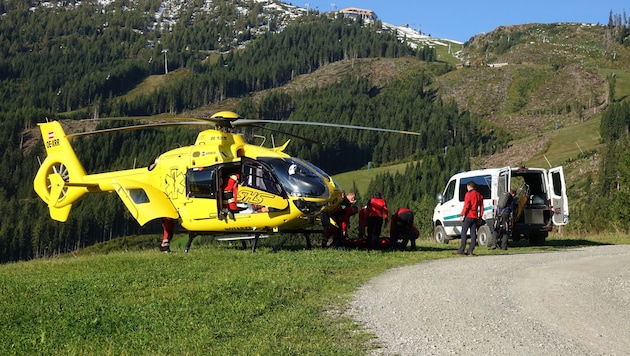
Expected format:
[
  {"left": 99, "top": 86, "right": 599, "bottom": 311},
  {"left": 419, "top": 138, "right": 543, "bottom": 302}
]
[{"left": 432, "top": 166, "right": 568, "bottom": 246}]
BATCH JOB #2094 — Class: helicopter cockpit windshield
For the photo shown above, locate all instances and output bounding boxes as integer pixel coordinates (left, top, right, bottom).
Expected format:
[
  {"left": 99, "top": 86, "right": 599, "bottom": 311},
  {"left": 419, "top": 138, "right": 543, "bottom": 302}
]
[{"left": 260, "top": 157, "right": 329, "bottom": 199}]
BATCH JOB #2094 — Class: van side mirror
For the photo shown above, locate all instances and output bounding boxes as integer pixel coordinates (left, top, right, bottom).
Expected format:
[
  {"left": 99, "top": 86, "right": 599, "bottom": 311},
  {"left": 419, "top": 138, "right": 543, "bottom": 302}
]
[{"left": 436, "top": 193, "right": 444, "bottom": 204}]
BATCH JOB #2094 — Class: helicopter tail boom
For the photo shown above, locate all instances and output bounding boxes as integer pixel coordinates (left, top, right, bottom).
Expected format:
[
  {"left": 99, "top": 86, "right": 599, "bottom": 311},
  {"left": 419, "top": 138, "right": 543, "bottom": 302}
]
[{"left": 34, "top": 121, "right": 89, "bottom": 222}]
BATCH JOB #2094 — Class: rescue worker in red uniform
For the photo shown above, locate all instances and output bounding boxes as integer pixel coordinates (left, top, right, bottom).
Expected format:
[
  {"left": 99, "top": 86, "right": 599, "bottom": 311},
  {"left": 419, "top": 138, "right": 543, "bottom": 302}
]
[
  {"left": 365, "top": 192, "right": 388, "bottom": 248},
  {"left": 390, "top": 207, "right": 419, "bottom": 250},
  {"left": 222, "top": 173, "right": 240, "bottom": 220},
  {"left": 457, "top": 181, "right": 484, "bottom": 256},
  {"left": 160, "top": 217, "right": 175, "bottom": 253},
  {"left": 322, "top": 192, "right": 357, "bottom": 248}
]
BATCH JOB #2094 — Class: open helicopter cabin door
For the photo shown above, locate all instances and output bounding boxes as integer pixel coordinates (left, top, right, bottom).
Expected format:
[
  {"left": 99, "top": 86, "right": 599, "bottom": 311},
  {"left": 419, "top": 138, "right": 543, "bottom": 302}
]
[{"left": 239, "top": 158, "right": 289, "bottom": 210}]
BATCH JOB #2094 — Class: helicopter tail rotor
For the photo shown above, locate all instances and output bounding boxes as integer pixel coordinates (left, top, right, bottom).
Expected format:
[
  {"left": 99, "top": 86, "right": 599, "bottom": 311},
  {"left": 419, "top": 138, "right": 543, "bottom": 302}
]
[{"left": 34, "top": 121, "right": 91, "bottom": 222}]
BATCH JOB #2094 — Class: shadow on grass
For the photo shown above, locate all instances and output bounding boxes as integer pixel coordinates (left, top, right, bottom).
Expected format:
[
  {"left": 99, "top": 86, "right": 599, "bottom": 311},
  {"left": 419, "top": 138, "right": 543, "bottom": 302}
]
[
  {"left": 414, "top": 245, "right": 461, "bottom": 252},
  {"left": 544, "top": 238, "right": 611, "bottom": 247},
  {"left": 254, "top": 237, "right": 615, "bottom": 253},
  {"left": 179, "top": 235, "right": 617, "bottom": 253}
]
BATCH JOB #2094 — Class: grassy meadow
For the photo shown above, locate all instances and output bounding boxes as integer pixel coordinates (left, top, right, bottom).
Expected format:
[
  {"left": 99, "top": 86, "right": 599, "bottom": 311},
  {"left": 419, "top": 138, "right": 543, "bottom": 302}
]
[
  {"left": 333, "top": 161, "right": 411, "bottom": 197},
  {"left": 1, "top": 234, "right": 628, "bottom": 355}
]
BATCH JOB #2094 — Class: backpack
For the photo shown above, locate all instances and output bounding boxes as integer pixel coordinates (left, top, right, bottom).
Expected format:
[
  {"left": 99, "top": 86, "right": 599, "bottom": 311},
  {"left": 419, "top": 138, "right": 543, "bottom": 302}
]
[{"left": 497, "top": 191, "right": 511, "bottom": 209}]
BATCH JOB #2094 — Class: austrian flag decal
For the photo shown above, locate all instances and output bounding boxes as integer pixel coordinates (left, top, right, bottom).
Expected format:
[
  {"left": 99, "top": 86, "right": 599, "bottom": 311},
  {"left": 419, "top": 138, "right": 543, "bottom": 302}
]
[{"left": 48, "top": 131, "right": 54, "bottom": 139}]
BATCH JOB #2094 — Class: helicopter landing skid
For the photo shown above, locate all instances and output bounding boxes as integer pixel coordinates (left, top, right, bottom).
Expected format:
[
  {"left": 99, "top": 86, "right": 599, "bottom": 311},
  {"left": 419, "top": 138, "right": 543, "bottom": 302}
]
[
  {"left": 184, "top": 232, "right": 269, "bottom": 253},
  {"left": 271, "top": 230, "right": 324, "bottom": 253}
]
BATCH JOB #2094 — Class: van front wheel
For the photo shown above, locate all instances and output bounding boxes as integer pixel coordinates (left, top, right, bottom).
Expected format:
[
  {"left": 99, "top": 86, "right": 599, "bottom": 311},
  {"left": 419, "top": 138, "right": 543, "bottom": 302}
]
[
  {"left": 476, "top": 225, "right": 492, "bottom": 247},
  {"left": 434, "top": 225, "right": 449, "bottom": 244}
]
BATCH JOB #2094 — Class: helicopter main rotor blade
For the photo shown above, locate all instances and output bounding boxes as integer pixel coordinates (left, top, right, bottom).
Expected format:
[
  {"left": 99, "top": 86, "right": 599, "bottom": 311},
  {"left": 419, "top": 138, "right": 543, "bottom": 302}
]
[
  {"left": 81, "top": 115, "right": 237, "bottom": 128},
  {"left": 66, "top": 121, "right": 206, "bottom": 138},
  {"left": 232, "top": 119, "right": 423, "bottom": 136},
  {"left": 249, "top": 124, "right": 325, "bottom": 146},
  {"left": 67, "top": 111, "right": 421, "bottom": 139}
]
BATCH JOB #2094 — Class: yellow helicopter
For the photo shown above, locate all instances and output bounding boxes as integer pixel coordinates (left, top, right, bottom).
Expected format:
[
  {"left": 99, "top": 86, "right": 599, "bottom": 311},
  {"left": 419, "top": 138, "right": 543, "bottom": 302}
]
[{"left": 33, "top": 111, "right": 421, "bottom": 251}]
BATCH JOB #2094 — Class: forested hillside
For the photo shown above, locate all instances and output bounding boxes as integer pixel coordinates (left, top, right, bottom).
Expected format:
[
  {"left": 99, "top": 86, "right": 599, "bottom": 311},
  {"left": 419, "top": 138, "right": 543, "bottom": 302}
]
[
  {"left": 1, "top": 1, "right": 629, "bottom": 262},
  {"left": 0, "top": 0, "right": 446, "bottom": 262}
]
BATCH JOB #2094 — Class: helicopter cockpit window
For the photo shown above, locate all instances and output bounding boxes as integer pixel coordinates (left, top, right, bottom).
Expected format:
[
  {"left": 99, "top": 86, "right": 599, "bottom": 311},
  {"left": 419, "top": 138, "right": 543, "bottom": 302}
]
[
  {"left": 187, "top": 167, "right": 217, "bottom": 199},
  {"left": 241, "top": 161, "right": 284, "bottom": 196},
  {"left": 260, "top": 157, "right": 329, "bottom": 198}
]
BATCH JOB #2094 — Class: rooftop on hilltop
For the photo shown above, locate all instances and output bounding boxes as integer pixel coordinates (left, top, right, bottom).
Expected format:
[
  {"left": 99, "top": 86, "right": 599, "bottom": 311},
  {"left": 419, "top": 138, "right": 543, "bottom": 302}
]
[{"left": 338, "top": 7, "right": 378, "bottom": 22}]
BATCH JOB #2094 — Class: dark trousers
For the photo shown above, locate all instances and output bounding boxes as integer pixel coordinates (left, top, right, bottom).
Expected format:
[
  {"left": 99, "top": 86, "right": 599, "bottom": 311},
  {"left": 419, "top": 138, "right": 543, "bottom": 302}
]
[
  {"left": 366, "top": 216, "right": 383, "bottom": 248},
  {"left": 458, "top": 217, "right": 478, "bottom": 254},
  {"left": 392, "top": 227, "right": 417, "bottom": 250},
  {"left": 491, "top": 229, "right": 509, "bottom": 250},
  {"left": 366, "top": 216, "right": 383, "bottom": 239},
  {"left": 392, "top": 211, "right": 415, "bottom": 249}
]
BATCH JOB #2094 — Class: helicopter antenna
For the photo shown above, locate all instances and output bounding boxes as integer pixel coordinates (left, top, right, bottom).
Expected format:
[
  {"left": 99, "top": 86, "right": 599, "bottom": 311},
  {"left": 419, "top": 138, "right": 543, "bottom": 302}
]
[{"left": 271, "top": 134, "right": 275, "bottom": 148}]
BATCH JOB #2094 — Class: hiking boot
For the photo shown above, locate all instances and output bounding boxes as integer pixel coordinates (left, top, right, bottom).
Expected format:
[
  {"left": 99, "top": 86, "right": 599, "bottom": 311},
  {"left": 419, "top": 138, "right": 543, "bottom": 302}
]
[{"left": 160, "top": 244, "right": 171, "bottom": 253}]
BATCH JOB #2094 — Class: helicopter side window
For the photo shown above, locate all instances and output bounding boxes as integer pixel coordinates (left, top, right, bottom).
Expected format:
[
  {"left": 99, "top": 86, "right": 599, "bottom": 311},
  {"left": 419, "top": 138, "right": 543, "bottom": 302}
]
[
  {"left": 128, "top": 188, "right": 150, "bottom": 204},
  {"left": 187, "top": 167, "right": 217, "bottom": 199}
]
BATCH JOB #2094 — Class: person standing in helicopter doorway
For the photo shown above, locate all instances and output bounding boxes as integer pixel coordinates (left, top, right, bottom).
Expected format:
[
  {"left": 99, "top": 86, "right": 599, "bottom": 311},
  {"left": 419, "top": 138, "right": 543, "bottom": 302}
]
[
  {"left": 221, "top": 173, "right": 240, "bottom": 220},
  {"left": 365, "top": 192, "right": 389, "bottom": 248}
]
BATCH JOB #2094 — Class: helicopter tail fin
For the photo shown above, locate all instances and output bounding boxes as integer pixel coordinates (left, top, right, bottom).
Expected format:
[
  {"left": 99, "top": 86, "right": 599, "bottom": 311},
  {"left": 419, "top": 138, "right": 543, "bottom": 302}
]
[{"left": 34, "top": 121, "right": 91, "bottom": 222}]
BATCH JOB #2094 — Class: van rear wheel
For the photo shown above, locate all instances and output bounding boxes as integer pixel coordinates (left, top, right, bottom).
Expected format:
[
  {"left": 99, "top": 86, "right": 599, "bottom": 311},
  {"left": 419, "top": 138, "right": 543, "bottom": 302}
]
[
  {"left": 434, "top": 225, "right": 449, "bottom": 244},
  {"left": 529, "top": 231, "right": 548, "bottom": 246}
]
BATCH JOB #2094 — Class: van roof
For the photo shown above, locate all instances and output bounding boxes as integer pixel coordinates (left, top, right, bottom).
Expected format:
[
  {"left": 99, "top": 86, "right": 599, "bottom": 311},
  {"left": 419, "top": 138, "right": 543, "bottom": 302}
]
[{"left": 451, "top": 166, "right": 547, "bottom": 179}]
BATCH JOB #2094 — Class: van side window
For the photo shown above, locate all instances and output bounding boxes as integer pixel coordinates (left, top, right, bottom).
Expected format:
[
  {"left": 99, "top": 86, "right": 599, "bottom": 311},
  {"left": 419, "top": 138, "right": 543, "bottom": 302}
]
[
  {"left": 459, "top": 175, "right": 491, "bottom": 201},
  {"left": 444, "top": 180, "right": 456, "bottom": 202}
]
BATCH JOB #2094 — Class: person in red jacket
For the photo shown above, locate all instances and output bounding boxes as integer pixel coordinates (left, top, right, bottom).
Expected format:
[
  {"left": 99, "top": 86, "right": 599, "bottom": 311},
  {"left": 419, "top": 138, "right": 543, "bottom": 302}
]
[
  {"left": 456, "top": 181, "right": 484, "bottom": 256},
  {"left": 321, "top": 191, "right": 357, "bottom": 248},
  {"left": 366, "top": 192, "right": 388, "bottom": 248},
  {"left": 160, "top": 217, "right": 175, "bottom": 253},
  {"left": 221, "top": 173, "right": 240, "bottom": 220},
  {"left": 390, "top": 207, "right": 419, "bottom": 250}
]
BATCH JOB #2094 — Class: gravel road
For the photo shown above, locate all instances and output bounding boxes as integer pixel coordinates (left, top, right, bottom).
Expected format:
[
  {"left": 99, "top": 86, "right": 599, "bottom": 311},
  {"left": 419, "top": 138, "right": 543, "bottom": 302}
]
[{"left": 347, "top": 244, "right": 630, "bottom": 355}]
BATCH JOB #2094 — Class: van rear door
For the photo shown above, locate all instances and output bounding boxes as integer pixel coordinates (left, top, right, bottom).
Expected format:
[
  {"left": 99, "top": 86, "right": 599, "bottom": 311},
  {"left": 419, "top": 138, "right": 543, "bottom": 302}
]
[
  {"left": 497, "top": 166, "right": 511, "bottom": 196},
  {"left": 548, "top": 166, "right": 569, "bottom": 225}
]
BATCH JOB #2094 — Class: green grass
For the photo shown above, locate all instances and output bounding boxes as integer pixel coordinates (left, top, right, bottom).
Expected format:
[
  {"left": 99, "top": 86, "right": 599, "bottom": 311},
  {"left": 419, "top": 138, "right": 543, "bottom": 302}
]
[
  {"left": 526, "top": 114, "right": 603, "bottom": 168},
  {"left": 1, "top": 234, "right": 628, "bottom": 355},
  {"left": 333, "top": 161, "right": 413, "bottom": 195},
  {"left": 434, "top": 40, "right": 465, "bottom": 65},
  {"left": 120, "top": 69, "right": 192, "bottom": 102},
  {"left": 601, "top": 68, "right": 630, "bottom": 102}
]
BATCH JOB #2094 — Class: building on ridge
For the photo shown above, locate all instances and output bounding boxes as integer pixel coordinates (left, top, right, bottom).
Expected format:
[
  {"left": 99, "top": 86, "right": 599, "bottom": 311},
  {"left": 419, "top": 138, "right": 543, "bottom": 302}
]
[{"left": 338, "top": 7, "right": 378, "bottom": 23}]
